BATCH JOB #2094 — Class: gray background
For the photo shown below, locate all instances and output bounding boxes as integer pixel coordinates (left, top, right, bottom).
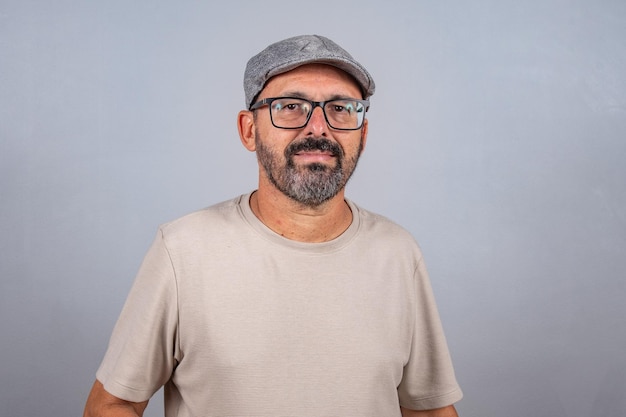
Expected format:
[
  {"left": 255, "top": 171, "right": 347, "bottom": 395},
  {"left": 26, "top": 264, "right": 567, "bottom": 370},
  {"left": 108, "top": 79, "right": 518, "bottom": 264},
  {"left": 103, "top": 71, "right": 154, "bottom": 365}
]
[{"left": 1, "top": 1, "right": 625, "bottom": 416}]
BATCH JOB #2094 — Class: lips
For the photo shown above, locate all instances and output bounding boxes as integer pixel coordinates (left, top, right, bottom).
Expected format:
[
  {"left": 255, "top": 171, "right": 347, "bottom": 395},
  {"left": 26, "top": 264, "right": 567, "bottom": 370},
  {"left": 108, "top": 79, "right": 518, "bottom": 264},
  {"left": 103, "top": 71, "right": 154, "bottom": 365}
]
[
  {"left": 293, "top": 150, "right": 336, "bottom": 164},
  {"left": 295, "top": 149, "right": 334, "bottom": 156}
]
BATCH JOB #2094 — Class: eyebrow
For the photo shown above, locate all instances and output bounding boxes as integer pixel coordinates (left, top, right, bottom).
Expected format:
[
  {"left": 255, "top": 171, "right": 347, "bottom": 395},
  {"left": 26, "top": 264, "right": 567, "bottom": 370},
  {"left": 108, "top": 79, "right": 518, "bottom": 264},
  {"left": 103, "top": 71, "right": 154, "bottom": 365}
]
[
  {"left": 279, "top": 91, "right": 308, "bottom": 99},
  {"left": 278, "top": 91, "right": 359, "bottom": 101}
]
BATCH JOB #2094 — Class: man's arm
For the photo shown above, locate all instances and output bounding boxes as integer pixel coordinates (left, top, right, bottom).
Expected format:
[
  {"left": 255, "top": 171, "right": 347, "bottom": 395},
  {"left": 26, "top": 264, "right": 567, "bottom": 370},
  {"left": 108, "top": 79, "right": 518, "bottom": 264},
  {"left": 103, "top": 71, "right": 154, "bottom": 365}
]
[
  {"left": 83, "top": 380, "right": 149, "bottom": 417},
  {"left": 401, "top": 405, "right": 459, "bottom": 417}
]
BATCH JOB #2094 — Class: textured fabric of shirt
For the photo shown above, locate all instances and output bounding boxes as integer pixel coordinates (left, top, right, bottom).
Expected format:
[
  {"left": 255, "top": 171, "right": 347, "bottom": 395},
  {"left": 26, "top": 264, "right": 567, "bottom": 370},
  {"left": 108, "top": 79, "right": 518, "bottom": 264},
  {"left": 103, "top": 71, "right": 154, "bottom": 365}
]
[{"left": 96, "top": 193, "right": 463, "bottom": 416}]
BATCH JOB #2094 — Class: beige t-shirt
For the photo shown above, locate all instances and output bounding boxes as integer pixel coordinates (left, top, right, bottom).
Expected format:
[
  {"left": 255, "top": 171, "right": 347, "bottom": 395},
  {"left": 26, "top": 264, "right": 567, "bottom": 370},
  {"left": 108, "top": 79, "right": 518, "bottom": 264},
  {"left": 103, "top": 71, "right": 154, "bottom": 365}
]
[{"left": 97, "top": 193, "right": 462, "bottom": 416}]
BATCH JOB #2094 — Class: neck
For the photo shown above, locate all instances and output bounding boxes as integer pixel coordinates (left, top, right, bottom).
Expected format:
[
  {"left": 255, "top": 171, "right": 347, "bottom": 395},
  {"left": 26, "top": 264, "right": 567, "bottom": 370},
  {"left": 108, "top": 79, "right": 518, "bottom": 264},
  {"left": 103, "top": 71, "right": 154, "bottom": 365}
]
[{"left": 250, "top": 183, "right": 353, "bottom": 243}]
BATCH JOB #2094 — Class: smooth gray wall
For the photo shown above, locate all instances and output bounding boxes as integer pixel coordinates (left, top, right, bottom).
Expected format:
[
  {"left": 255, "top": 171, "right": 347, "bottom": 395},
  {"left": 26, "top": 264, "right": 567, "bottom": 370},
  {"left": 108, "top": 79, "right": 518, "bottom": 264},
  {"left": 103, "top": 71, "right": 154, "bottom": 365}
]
[{"left": 2, "top": 1, "right": 625, "bottom": 416}]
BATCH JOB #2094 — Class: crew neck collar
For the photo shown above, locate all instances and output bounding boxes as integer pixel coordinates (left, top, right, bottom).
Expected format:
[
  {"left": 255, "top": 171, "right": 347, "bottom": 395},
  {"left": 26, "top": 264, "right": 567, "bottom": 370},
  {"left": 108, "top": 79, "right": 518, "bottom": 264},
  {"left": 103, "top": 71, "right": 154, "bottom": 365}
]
[{"left": 237, "top": 191, "right": 360, "bottom": 253}]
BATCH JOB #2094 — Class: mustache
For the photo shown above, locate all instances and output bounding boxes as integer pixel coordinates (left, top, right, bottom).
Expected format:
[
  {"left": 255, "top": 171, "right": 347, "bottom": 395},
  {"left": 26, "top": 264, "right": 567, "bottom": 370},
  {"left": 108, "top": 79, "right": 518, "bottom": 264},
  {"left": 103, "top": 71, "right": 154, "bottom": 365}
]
[{"left": 285, "top": 137, "right": 343, "bottom": 158}]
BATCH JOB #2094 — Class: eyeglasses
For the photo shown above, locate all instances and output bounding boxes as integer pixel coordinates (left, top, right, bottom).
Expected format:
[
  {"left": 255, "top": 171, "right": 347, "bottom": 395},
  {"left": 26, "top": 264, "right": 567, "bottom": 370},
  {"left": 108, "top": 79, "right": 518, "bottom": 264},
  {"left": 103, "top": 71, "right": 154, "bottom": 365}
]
[{"left": 250, "top": 97, "right": 369, "bottom": 130}]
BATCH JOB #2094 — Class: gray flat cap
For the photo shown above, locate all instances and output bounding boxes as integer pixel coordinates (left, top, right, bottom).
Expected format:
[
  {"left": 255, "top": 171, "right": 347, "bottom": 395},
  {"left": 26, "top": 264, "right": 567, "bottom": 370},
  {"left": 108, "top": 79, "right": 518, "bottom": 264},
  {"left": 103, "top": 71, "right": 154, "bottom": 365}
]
[{"left": 244, "top": 34, "right": 375, "bottom": 109}]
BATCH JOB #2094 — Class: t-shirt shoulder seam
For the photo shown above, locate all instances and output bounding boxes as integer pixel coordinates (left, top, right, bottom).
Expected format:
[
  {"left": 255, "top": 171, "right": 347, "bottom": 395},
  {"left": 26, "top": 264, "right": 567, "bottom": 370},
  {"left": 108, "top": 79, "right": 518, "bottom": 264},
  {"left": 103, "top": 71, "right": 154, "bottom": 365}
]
[{"left": 159, "top": 196, "right": 242, "bottom": 233}]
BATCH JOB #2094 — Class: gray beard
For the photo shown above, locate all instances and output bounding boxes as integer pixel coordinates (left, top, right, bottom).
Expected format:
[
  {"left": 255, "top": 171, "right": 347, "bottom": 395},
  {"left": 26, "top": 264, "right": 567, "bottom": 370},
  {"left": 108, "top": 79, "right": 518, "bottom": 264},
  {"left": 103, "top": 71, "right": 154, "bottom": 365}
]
[{"left": 256, "top": 135, "right": 361, "bottom": 207}]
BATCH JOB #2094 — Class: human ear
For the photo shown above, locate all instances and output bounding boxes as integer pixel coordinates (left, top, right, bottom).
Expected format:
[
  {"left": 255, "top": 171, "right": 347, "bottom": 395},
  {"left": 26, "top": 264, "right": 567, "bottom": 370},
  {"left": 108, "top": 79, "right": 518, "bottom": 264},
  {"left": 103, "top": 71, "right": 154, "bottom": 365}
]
[{"left": 237, "top": 110, "right": 256, "bottom": 151}]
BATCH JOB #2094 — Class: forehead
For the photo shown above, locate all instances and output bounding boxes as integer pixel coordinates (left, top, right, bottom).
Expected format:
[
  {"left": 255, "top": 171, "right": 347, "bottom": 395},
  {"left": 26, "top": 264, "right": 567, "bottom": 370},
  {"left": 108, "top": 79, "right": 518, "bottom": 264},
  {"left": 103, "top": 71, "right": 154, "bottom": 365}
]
[{"left": 259, "top": 64, "right": 363, "bottom": 99}]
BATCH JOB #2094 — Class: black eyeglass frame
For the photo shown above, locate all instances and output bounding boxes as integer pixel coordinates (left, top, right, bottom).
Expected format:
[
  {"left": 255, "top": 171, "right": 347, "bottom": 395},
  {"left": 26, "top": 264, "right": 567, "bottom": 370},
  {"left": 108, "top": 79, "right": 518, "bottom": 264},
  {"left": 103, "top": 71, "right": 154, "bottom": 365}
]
[{"left": 249, "top": 97, "right": 370, "bottom": 131}]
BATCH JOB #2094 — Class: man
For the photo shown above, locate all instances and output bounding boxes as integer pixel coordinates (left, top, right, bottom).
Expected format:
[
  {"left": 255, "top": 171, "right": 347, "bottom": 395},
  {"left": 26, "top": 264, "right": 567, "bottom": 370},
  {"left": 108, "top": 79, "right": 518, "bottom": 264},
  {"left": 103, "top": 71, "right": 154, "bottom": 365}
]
[{"left": 84, "top": 34, "right": 463, "bottom": 417}]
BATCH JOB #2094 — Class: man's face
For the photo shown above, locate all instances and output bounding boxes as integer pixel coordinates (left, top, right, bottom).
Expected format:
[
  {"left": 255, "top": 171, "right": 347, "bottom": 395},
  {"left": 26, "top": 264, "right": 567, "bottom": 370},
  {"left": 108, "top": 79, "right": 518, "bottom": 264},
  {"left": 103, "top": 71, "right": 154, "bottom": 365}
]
[{"left": 252, "top": 64, "right": 367, "bottom": 207}]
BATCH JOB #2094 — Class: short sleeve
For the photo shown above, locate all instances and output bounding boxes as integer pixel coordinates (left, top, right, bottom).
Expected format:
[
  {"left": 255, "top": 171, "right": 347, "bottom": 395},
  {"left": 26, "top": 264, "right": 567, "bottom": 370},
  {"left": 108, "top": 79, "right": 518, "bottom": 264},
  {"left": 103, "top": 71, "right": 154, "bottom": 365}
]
[
  {"left": 397, "top": 258, "right": 463, "bottom": 410},
  {"left": 96, "top": 229, "right": 179, "bottom": 402}
]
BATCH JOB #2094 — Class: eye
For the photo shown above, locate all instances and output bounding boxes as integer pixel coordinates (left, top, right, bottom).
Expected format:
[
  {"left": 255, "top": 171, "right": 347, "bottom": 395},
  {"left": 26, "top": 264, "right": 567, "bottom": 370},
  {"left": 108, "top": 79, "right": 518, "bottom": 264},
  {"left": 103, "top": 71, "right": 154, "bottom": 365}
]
[
  {"left": 273, "top": 100, "right": 309, "bottom": 113},
  {"left": 330, "top": 101, "right": 357, "bottom": 115}
]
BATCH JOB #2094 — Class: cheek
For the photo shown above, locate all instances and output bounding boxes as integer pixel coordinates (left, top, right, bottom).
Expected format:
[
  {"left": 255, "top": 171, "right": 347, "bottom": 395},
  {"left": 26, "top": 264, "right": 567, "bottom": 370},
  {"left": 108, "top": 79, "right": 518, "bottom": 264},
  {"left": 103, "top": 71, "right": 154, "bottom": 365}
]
[
  {"left": 255, "top": 131, "right": 290, "bottom": 161},
  {"left": 342, "top": 137, "right": 365, "bottom": 158}
]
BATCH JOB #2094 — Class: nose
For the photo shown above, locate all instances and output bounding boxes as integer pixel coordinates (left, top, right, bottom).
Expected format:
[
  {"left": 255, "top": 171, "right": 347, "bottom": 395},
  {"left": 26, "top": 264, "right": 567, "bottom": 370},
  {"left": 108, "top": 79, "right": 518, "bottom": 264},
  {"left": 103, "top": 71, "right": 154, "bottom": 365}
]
[{"left": 305, "top": 105, "right": 330, "bottom": 137}]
